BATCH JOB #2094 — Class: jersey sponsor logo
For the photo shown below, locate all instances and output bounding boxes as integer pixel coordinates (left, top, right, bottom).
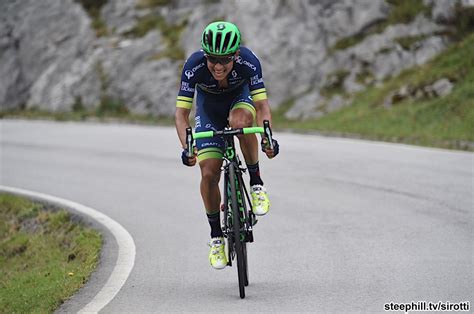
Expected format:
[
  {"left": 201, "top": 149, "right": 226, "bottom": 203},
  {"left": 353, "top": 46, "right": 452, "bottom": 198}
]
[
  {"left": 185, "top": 70, "right": 194, "bottom": 79},
  {"left": 185, "top": 62, "right": 205, "bottom": 79},
  {"left": 192, "top": 62, "right": 205, "bottom": 72},
  {"left": 195, "top": 116, "right": 201, "bottom": 128},
  {"left": 250, "top": 74, "right": 263, "bottom": 86},
  {"left": 235, "top": 56, "right": 257, "bottom": 71},
  {"left": 202, "top": 142, "right": 219, "bottom": 147},
  {"left": 232, "top": 70, "right": 238, "bottom": 78},
  {"left": 181, "top": 82, "right": 195, "bottom": 93}
]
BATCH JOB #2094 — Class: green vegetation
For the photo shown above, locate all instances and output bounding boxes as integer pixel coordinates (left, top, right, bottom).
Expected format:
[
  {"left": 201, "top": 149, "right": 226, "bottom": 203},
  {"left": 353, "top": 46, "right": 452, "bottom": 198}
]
[
  {"left": 126, "top": 14, "right": 160, "bottom": 38},
  {"left": 330, "top": 0, "right": 430, "bottom": 53},
  {"left": 274, "top": 33, "right": 474, "bottom": 151},
  {"left": 330, "top": 33, "right": 367, "bottom": 52},
  {"left": 384, "top": 0, "right": 431, "bottom": 25},
  {"left": 320, "top": 70, "right": 350, "bottom": 97},
  {"left": 75, "top": 0, "right": 109, "bottom": 36},
  {"left": 356, "top": 68, "right": 375, "bottom": 85},
  {"left": 0, "top": 194, "right": 102, "bottom": 313},
  {"left": 452, "top": 2, "right": 474, "bottom": 39},
  {"left": 97, "top": 96, "right": 129, "bottom": 117},
  {"left": 136, "top": 0, "right": 172, "bottom": 9},
  {"left": 394, "top": 34, "right": 429, "bottom": 50},
  {"left": 94, "top": 61, "right": 128, "bottom": 117}
]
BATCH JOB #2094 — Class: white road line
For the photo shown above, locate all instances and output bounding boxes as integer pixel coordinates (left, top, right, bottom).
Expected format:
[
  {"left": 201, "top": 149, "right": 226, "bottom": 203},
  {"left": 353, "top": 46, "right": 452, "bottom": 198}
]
[{"left": 0, "top": 185, "right": 136, "bottom": 313}]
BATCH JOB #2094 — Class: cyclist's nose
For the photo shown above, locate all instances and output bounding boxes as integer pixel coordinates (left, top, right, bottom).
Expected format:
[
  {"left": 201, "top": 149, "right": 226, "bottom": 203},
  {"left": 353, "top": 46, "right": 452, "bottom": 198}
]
[{"left": 214, "top": 62, "right": 225, "bottom": 70}]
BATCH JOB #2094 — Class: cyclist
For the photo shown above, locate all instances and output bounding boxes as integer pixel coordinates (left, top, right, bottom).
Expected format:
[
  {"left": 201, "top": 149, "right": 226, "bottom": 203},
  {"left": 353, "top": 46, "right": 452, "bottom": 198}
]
[{"left": 175, "top": 21, "right": 279, "bottom": 270}]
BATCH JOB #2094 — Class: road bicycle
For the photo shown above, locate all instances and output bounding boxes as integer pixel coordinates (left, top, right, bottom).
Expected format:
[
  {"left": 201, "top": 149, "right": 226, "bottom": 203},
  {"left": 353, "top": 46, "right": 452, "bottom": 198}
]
[{"left": 185, "top": 120, "right": 274, "bottom": 299}]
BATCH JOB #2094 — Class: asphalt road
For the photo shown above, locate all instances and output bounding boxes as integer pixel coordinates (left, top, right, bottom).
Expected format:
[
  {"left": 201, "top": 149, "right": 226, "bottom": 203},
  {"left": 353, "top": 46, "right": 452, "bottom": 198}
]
[{"left": 1, "top": 120, "right": 472, "bottom": 313}]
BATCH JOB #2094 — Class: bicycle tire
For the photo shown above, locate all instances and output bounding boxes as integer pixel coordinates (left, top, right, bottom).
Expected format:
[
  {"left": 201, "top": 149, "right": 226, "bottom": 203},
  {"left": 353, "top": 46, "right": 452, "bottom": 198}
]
[
  {"left": 236, "top": 173, "right": 250, "bottom": 286},
  {"left": 229, "top": 162, "right": 246, "bottom": 299},
  {"left": 243, "top": 241, "right": 249, "bottom": 286}
]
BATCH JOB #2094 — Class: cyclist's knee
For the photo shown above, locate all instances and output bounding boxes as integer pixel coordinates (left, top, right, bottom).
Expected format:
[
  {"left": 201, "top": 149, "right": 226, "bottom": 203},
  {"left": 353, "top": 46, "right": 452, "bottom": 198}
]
[
  {"left": 229, "top": 108, "right": 253, "bottom": 129},
  {"left": 199, "top": 159, "right": 222, "bottom": 185}
]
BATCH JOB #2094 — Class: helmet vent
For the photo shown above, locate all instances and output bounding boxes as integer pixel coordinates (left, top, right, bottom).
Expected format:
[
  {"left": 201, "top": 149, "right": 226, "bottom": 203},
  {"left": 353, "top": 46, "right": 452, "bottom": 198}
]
[
  {"left": 207, "top": 30, "right": 214, "bottom": 52},
  {"left": 222, "top": 32, "right": 231, "bottom": 54},
  {"left": 230, "top": 35, "right": 238, "bottom": 51},
  {"left": 215, "top": 32, "right": 222, "bottom": 53}
]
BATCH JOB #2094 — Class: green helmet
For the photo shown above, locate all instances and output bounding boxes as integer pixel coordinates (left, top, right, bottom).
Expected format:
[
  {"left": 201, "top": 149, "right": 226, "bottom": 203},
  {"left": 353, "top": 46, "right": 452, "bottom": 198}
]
[{"left": 201, "top": 21, "right": 241, "bottom": 55}]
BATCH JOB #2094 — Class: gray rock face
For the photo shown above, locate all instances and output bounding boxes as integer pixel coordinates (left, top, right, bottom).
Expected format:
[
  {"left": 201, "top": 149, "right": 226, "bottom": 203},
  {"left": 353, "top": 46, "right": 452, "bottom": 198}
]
[
  {"left": 383, "top": 78, "right": 454, "bottom": 107},
  {"left": 286, "top": 12, "right": 448, "bottom": 119},
  {"left": 102, "top": 0, "right": 142, "bottom": 35},
  {"left": 337, "top": 14, "right": 445, "bottom": 79},
  {"left": 462, "top": 0, "right": 474, "bottom": 6},
  {"left": 424, "top": 0, "right": 457, "bottom": 23},
  {"left": 101, "top": 31, "right": 179, "bottom": 116},
  {"left": 0, "top": 0, "right": 468, "bottom": 119},
  {"left": 213, "top": 0, "right": 391, "bottom": 108},
  {"left": 0, "top": 14, "right": 27, "bottom": 110},
  {"left": 1, "top": 0, "right": 99, "bottom": 111},
  {"left": 286, "top": 91, "right": 325, "bottom": 120},
  {"left": 431, "top": 78, "right": 454, "bottom": 97}
]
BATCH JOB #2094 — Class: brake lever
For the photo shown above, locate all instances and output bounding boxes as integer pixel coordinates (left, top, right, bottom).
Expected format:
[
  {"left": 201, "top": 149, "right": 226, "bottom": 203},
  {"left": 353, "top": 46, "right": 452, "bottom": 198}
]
[
  {"left": 185, "top": 127, "right": 194, "bottom": 158},
  {"left": 263, "top": 120, "right": 274, "bottom": 151}
]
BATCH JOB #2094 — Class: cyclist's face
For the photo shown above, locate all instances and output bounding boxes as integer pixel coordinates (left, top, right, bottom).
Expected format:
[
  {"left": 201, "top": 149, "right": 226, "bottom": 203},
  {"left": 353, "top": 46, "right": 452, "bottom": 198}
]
[{"left": 206, "top": 52, "right": 238, "bottom": 81}]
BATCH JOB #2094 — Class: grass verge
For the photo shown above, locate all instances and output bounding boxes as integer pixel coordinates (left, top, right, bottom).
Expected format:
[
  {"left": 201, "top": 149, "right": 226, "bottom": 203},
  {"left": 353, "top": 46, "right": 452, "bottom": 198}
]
[
  {"left": 274, "top": 33, "right": 474, "bottom": 151},
  {"left": 0, "top": 193, "right": 102, "bottom": 313}
]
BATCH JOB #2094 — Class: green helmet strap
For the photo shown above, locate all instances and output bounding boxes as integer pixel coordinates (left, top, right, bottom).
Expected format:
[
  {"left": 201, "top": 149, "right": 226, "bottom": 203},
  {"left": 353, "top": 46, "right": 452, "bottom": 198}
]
[{"left": 201, "top": 21, "right": 241, "bottom": 55}]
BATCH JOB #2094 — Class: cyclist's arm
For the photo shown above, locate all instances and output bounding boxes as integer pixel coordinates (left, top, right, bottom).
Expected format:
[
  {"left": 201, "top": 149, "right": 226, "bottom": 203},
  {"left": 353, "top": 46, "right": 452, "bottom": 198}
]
[
  {"left": 175, "top": 107, "right": 191, "bottom": 149},
  {"left": 254, "top": 98, "right": 272, "bottom": 127}
]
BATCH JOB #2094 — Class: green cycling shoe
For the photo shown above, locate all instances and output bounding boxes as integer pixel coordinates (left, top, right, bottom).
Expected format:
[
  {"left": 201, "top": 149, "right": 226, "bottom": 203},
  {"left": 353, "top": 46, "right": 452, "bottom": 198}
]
[
  {"left": 209, "top": 237, "right": 227, "bottom": 269},
  {"left": 251, "top": 185, "right": 270, "bottom": 216}
]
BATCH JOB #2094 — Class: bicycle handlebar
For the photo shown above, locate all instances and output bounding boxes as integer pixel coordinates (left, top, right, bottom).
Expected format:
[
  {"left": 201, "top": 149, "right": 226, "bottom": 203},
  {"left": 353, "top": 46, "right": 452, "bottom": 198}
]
[
  {"left": 193, "top": 126, "right": 264, "bottom": 139},
  {"left": 185, "top": 120, "right": 273, "bottom": 157}
]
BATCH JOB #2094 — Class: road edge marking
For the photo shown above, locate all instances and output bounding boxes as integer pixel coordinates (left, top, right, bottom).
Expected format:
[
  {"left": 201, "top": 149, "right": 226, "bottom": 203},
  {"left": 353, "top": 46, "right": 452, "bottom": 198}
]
[{"left": 0, "top": 185, "right": 136, "bottom": 313}]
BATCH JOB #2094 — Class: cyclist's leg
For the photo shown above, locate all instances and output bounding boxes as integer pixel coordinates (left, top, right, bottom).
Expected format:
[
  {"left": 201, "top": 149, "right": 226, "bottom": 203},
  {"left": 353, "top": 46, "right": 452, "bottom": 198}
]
[
  {"left": 228, "top": 85, "right": 258, "bottom": 165},
  {"left": 195, "top": 88, "right": 228, "bottom": 217},
  {"left": 198, "top": 158, "right": 223, "bottom": 216},
  {"left": 195, "top": 88, "right": 230, "bottom": 269},
  {"left": 228, "top": 86, "right": 270, "bottom": 215}
]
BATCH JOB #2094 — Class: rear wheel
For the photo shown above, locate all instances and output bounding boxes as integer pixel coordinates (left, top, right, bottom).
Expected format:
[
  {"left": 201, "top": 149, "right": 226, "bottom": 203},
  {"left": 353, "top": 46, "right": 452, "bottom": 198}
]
[{"left": 229, "top": 163, "right": 246, "bottom": 299}]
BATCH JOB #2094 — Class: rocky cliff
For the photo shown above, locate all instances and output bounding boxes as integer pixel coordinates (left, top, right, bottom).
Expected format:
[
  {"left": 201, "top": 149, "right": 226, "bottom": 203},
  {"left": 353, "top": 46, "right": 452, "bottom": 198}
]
[{"left": 1, "top": 0, "right": 472, "bottom": 119}]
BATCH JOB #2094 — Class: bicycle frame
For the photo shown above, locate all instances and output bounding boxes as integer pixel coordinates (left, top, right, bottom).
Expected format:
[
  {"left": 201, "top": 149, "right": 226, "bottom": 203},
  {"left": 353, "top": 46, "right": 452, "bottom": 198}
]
[{"left": 221, "top": 134, "right": 255, "bottom": 266}]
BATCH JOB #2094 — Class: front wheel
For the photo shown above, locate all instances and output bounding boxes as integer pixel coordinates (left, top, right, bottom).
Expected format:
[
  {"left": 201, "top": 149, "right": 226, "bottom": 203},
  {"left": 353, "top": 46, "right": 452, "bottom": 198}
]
[
  {"left": 229, "top": 163, "right": 246, "bottom": 299},
  {"left": 243, "top": 241, "right": 249, "bottom": 286}
]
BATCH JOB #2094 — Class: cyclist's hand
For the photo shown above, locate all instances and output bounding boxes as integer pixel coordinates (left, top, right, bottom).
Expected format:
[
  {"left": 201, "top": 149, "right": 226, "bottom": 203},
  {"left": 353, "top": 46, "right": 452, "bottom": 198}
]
[
  {"left": 261, "top": 138, "right": 279, "bottom": 159},
  {"left": 181, "top": 148, "right": 197, "bottom": 166}
]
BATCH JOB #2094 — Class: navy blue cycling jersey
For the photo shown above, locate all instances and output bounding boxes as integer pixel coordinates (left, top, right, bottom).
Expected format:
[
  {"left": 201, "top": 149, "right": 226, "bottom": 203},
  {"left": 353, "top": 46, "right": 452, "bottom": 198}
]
[{"left": 176, "top": 46, "right": 268, "bottom": 109}]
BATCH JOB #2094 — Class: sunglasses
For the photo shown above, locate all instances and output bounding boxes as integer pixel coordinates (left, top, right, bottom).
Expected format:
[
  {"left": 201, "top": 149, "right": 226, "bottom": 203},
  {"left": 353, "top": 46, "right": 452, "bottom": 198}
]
[{"left": 205, "top": 54, "right": 235, "bottom": 65}]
